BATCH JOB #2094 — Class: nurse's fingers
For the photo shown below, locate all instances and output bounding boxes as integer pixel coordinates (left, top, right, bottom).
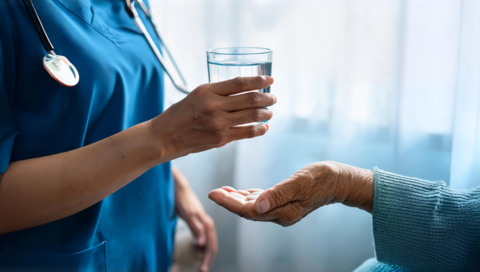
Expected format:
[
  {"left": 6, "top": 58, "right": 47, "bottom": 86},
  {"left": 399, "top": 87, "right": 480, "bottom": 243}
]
[
  {"left": 229, "top": 108, "right": 273, "bottom": 126},
  {"left": 185, "top": 215, "right": 206, "bottom": 246},
  {"left": 222, "top": 92, "right": 276, "bottom": 112},
  {"left": 225, "top": 124, "right": 268, "bottom": 144},
  {"left": 210, "top": 76, "right": 274, "bottom": 96},
  {"left": 200, "top": 215, "right": 218, "bottom": 272}
]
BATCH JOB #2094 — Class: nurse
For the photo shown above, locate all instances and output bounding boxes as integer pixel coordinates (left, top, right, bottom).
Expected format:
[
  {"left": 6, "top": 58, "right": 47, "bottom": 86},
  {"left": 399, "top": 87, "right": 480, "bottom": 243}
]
[{"left": 0, "top": 0, "right": 276, "bottom": 271}]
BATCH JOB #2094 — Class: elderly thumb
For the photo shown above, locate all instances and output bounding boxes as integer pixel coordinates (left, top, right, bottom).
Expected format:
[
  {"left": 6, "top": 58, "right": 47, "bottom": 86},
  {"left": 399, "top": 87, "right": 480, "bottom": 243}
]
[
  {"left": 254, "top": 183, "right": 296, "bottom": 214},
  {"left": 256, "top": 198, "right": 271, "bottom": 214}
]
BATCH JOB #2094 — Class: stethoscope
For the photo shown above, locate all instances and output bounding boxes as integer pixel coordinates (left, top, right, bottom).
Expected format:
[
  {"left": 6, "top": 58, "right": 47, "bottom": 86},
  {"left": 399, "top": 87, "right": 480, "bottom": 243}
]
[{"left": 21, "top": 0, "right": 190, "bottom": 94}]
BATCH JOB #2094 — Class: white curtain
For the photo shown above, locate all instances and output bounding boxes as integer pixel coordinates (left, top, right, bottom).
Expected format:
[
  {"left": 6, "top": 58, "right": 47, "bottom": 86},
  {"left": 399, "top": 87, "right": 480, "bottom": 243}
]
[{"left": 151, "top": 0, "right": 480, "bottom": 271}]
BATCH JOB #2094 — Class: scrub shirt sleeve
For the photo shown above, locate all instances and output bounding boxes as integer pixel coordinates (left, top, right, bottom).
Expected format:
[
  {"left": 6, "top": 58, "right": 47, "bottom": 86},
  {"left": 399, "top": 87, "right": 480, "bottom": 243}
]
[{"left": 0, "top": 4, "right": 19, "bottom": 174}]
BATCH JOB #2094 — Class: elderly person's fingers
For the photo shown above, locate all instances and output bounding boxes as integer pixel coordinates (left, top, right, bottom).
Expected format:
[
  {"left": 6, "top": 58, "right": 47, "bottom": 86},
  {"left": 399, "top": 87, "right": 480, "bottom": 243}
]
[
  {"left": 208, "top": 189, "right": 249, "bottom": 214},
  {"left": 235, "top": 190, "right": 251, "bottom": 196},
  {"left": 221, "top": 186, "right": 236, "bottom": 192},
  {"left": 209, "top": 188, "right": 282, "bottom": 222}
]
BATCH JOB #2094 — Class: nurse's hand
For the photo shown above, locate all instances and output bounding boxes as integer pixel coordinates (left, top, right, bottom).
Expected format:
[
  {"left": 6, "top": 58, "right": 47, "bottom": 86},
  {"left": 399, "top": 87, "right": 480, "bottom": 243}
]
[
  {"left": 173, "top": 166, "right": 217, "bottom": 272},
  {"left": 151, "top": 76, "right": 275, "bottom": 160},
  {"left": 208, "top": 162, "right": 374, "bottom": 227}
]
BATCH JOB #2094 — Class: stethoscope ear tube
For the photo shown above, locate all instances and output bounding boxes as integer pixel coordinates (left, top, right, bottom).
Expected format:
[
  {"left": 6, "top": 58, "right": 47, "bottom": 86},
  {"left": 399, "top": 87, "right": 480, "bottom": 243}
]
[
  {"left": 127, "top": 1, "right": 190, "bottom": 94},
  {"left": 21, "top": 0, "right": 54, "bottom": 53}
]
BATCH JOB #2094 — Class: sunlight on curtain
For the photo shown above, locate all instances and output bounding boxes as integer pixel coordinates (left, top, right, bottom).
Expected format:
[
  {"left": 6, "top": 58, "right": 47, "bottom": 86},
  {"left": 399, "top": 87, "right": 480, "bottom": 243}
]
[
  {"left": 450, "top": 0, "right": 480, "bottom": 190},
  {"left": 151, "top": 0, "right": 480, "bottom": 271}
]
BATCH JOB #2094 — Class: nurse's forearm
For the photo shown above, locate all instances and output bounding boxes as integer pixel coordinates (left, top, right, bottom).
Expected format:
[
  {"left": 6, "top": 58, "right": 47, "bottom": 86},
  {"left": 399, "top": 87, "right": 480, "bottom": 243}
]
[
  {"left": 0, "top": 76, "right": 275, "bottom": 235},
  {"left": 0, "top": 121, "right": 164, "bottom": 235}
]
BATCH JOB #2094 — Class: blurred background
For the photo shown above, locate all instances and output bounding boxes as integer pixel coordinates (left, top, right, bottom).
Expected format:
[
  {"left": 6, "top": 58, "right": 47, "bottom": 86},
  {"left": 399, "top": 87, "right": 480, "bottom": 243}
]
[{"left": 150, "top": 0, "right": 480, "bottom": 271}]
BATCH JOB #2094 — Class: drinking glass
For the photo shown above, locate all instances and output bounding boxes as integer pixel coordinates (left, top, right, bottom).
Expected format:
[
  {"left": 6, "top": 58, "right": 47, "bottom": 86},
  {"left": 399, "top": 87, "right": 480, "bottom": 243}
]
[{"left": 207, "top": 47, "right": 273, "bottom": 94}]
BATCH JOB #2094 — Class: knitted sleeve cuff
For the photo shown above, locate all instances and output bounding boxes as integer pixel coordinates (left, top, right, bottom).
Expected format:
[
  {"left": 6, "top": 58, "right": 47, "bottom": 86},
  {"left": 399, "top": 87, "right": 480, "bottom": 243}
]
[{"left": 372, "top": 168, "right": 480, "bottom": 271}]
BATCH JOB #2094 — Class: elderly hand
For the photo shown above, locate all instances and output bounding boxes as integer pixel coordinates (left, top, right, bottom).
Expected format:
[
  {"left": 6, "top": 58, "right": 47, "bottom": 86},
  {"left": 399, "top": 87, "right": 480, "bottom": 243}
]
[
  {"left": 151, "top": 76, "right": 276, "bottom": 162},
  {"left": 208, "top": 161, "right": 374, "bottom": 227}
]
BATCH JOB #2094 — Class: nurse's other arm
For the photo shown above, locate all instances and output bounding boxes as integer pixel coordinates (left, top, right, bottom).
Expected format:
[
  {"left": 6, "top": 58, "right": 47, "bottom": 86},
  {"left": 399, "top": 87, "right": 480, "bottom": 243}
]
[
  {"left": 0, "top": 76, "right": 275, "bottom": 235},
  {"left": 173, "top": 165, "right": 217, "bottom": 272}
]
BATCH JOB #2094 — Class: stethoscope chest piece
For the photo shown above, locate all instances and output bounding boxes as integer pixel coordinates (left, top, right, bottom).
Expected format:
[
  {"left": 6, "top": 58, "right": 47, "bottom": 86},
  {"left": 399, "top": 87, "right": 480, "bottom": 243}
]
[
  {"left": 43, "top": 51, "right": 80, "bottom": 87},
  {"left": 25, "top": 0, "right": 188, "bottom": 92}
]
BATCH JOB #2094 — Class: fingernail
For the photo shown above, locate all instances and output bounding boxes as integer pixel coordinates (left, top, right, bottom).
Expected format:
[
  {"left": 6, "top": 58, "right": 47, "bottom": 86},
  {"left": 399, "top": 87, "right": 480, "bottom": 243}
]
[
  {"left": 197, "top": 236, "right": 206, "bottom": 246},
  {"left": 260, "top": 76, "right": 267, "bottom": 81},
  {"left": 272, "top": 94, "right": 277, "bottom": 104},
  {"left": 265, "top": 124, "right": 269, "bottom": 131},
  {"left": 258, "top": 199, "right": 270, "bottom": 213}
]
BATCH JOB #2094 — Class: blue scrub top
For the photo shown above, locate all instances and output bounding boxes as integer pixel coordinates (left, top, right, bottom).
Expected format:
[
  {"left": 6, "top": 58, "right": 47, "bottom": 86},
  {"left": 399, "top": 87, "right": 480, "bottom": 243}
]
[{"left": 0, "top": 0, "right": 176, "bottom": 271}]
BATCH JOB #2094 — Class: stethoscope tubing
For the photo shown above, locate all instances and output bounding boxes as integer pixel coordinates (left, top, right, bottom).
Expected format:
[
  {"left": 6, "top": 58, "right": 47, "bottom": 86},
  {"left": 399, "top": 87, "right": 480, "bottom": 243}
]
[
  {"left": 128, "top": 1, "right": 189, "bottom": 94},
  {"left": 21, "top": 0, "right": 54, "bottom": 52},
  {"left": 22, "top": 0, "right": 190, "bottom": 94},
  {"left": 145, "top": 18, "right": 189, "bottom": 94}
]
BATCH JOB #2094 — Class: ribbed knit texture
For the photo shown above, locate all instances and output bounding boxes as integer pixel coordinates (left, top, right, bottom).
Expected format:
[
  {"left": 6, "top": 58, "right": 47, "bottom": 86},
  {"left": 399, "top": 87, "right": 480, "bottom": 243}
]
[
  {"left": 354, "top": 258, "right": 404, "bottom": 272},
  {"left": 358, "top": 168, "right": 480, "bottom": 272}
]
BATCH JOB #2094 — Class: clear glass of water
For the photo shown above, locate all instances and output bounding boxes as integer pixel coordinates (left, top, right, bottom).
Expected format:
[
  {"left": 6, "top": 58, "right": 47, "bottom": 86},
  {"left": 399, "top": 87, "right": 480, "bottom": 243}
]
[{"left": 207, "top": 47, "right": 273, "bottom": 94}]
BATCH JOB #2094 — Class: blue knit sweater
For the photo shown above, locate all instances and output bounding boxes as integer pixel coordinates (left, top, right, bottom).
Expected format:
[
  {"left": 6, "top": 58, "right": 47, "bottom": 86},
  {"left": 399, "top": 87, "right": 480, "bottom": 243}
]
[{"left": 354, "top": 168, "right": 480, "bottom": 272}]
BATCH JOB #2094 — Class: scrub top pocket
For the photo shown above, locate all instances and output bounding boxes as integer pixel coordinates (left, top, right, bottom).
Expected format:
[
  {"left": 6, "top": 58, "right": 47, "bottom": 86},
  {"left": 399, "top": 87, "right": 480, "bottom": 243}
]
[{"left": 0, "top": 241, "right": 107, "bottom": 272}]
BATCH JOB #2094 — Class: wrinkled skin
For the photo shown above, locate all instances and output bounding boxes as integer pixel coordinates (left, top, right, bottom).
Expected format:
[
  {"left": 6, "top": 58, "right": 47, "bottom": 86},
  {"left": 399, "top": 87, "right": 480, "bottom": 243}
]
[{"left": 209, "top": 161, "right": 374, "bottom": 227}]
